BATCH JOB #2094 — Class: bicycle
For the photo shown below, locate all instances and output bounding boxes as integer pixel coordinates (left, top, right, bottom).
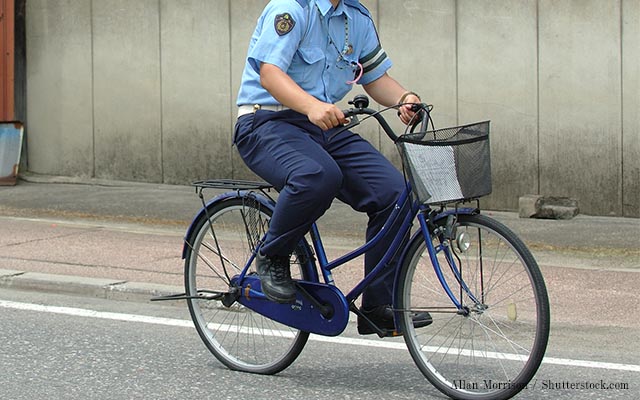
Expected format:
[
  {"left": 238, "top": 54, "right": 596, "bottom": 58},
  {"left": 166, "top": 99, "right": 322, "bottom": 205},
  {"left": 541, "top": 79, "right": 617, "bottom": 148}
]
[{"left": 162, "top": 95, "right": 550, "bottom": 400}]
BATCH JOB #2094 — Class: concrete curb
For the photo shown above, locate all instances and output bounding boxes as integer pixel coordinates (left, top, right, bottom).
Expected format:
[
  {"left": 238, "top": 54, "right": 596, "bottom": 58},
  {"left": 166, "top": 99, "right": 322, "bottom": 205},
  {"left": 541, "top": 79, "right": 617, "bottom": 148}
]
[
  {"left": 19, "top": 173, "right": 191, "bottom": 191},
  {"left": 0, "top": 269, "right": 184, "bottom": 304}
]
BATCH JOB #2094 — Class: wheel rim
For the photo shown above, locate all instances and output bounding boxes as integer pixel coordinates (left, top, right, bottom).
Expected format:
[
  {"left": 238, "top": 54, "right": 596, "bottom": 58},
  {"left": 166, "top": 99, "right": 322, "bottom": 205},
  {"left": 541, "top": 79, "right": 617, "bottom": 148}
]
[
  {"left": 185, "top": 201, "right": 308, "bottom": 373},
  {"left": 402, "top": 217, "right": 548, "bottom": 398}
]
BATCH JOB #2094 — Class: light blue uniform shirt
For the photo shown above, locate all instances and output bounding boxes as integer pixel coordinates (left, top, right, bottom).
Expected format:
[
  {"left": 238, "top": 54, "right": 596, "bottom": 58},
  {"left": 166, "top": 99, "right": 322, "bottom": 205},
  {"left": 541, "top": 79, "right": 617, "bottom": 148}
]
[{"left": 236, "top": 0, "right": 392, "bottom": 106}]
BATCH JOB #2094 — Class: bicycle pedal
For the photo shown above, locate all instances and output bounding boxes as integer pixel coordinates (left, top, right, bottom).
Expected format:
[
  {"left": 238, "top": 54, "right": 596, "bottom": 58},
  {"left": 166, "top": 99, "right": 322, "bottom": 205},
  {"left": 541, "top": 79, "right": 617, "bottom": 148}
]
[{"left": 377, "top": 329, "right": 403, "bottom": 338}]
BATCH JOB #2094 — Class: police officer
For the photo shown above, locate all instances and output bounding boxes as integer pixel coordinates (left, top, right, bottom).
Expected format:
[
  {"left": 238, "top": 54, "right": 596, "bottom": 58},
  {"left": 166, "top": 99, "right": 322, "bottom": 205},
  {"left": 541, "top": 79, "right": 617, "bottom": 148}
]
[{"left": 234, "top": 0, "right": 430, "bottom": 335}]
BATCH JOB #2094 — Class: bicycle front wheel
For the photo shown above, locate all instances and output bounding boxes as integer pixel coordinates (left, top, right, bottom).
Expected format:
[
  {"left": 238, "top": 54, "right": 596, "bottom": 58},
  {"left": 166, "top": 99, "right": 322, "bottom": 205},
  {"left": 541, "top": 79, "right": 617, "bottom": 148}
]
[
  {"left": 184, "top": 196, "right": 311, "bottom": 375},
  {"left": 398, "top": 213, "right": 549, "bottom": 400}
]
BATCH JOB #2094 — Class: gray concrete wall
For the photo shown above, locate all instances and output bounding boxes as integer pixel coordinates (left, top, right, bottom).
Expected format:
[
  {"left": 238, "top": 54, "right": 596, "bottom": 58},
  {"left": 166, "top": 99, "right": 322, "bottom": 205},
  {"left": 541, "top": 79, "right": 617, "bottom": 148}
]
[
  {"left": 457, "top": 0, "right": 538, "bottom": 211},
  {"left": 622, "top": 0, "right": 640, "bottom": 217},
  {"left": 539, "top": 0, "right": 623, "bottom": 216},
  {"left": 24, "top": 0, "right": 639, "bottom": 217},
  {"left": 26, "top": 0, "right": 94, "bottom": 177}
]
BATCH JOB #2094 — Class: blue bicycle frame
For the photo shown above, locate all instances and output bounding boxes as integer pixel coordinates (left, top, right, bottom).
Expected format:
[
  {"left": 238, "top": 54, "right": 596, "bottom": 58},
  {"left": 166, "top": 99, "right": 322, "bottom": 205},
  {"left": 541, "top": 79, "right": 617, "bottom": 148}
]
[{"left": 218, "top": 183, "right": 481, "bottom": 316}]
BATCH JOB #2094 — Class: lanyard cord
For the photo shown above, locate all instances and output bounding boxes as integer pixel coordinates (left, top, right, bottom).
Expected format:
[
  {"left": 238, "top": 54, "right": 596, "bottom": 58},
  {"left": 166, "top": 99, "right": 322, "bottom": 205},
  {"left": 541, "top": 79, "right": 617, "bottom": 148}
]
[
  {"left": 315, "top": 3, "right": 363, "bottom": 84},
  {"left": 315, "top": 3, "right": 351, "bottom": 57}
]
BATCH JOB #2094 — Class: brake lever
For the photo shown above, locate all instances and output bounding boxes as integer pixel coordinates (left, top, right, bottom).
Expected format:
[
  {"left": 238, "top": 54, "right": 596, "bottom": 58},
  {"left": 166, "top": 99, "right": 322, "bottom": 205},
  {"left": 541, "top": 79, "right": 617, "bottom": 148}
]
[
  {"left": 408, "top": 103, "right": 433, "bottom": 136},
  {"left": 342, "top": 112, "right": 360, "bottom": 128},
  {"left": 327, "top": 112, "right": 360, "bottom": 141},
  {"left": 397, "top": 102, "right": 424, "bottom": 117}
]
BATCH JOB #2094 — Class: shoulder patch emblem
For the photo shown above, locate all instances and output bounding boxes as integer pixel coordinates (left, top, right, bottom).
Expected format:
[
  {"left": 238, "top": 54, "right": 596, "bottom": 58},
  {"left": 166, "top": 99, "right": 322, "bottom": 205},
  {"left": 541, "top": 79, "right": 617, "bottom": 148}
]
[{"left": 274, "top": 13, "right": 295, "bottom": 36}]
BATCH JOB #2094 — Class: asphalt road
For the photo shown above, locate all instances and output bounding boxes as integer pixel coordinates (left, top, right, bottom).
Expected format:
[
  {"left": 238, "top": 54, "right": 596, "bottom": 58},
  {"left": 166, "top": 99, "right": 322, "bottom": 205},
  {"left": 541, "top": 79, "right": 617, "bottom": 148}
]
[
  {"left": 1, "top": 288, "right": 638, "bottom": 400},
  {"left": 0, "top": 179, "right": 638, "bottom": 399}
]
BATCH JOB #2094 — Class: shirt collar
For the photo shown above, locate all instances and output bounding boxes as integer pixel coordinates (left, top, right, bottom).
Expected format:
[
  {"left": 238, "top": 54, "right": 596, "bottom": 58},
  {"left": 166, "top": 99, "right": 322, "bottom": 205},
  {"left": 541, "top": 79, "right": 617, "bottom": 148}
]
[{"left": 314, "top": 0, "right": 353, "bottom": 21}]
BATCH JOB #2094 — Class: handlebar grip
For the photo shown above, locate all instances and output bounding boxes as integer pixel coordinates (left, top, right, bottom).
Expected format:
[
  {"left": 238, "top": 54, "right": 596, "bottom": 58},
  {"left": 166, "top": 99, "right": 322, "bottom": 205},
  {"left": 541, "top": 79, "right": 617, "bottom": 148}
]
[{"left": 342, "top": 95, "right": 431, "bottom": 143}]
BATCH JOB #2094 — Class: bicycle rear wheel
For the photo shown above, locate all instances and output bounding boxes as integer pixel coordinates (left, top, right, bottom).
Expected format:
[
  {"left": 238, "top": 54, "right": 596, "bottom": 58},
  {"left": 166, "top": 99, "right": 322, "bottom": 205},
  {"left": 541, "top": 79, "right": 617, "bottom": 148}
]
[
  {"left": 184, "top": 196, "right": 311, "bottom": 374},
  {"left": 398, "top": 213, "right": 549, "bottom": 400}
]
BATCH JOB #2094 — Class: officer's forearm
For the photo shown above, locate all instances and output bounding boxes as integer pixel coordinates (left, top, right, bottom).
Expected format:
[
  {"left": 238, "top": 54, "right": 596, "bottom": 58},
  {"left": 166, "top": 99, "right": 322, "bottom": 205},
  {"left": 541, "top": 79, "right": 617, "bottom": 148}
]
[
  {"left": 363, "top": 73, "right": 409, "bottom": 107},
  {"left": 260, "top": 63, "right": 321, "bottom": 115},
  {"left": 365, "top": 73, "right": 422, "bottom": 125}
]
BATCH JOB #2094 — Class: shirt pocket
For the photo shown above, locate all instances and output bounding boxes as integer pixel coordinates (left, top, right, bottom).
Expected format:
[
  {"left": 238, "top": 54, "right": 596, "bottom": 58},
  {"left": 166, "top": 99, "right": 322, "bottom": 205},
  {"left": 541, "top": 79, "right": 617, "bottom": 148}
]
[
  {"left": 289, "top": 46, "right": 325, "bottom": 89},
  {"left": 298, "top": 46, "right": 324, "bottom": 64}
]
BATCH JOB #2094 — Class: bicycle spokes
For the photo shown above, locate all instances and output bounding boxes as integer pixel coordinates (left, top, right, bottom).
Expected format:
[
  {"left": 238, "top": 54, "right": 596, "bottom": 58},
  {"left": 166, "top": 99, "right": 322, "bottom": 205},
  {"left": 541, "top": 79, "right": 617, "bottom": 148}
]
[{"left": 400, "top": 214, "right": 549, "bottom": 400}]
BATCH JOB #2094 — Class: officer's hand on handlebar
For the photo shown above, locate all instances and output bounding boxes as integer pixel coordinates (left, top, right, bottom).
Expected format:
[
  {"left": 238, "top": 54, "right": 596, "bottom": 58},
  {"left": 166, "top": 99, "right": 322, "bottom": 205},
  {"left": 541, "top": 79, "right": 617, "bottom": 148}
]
[
  {"left": 397, "top": 93, "right": 422, "bottom": 125},
  {"left": 308, "top": 102, "right": 350, "bottom": 131}
]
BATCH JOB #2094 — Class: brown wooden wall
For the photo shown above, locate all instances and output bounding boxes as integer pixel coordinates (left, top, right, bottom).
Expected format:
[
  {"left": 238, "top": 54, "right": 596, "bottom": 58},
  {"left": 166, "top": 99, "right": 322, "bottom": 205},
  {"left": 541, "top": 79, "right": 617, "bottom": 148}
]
[{"left": 0, "top": 0, "right": 15, "bottom": 121}]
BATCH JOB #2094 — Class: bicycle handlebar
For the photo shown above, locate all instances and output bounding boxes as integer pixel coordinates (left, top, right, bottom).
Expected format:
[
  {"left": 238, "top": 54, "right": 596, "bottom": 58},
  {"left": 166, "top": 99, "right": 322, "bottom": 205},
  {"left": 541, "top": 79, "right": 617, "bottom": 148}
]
[{"left": 341, "top": 94, "right": 431, "bottom": 142}]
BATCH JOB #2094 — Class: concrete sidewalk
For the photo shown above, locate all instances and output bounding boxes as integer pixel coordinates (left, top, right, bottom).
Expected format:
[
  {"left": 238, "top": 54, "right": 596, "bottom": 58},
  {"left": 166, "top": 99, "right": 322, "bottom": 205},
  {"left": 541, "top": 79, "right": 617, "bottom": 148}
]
[{"left": 0, "top": 174, "right": 638, "bottom": 308}]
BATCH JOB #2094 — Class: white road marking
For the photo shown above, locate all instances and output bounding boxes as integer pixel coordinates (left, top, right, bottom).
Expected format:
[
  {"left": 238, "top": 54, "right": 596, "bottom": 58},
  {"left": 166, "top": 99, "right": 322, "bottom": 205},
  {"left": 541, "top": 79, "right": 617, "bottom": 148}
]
[{"left": 2, "top": 299, "right": 639, "bottom": 373}]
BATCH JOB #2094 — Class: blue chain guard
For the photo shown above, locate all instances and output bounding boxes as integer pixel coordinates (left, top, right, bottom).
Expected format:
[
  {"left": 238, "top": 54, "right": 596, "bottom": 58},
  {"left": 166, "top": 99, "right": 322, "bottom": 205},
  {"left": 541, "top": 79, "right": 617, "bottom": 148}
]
[{"left": 232, "top": 275, "right": 349, "bottom": 337}]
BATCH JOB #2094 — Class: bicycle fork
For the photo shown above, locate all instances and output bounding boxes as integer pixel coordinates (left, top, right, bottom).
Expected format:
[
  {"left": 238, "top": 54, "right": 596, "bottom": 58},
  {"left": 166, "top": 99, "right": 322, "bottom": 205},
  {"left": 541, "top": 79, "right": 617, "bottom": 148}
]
[{"left": 417, "top": 210, "right": 484, "bottom": 315}]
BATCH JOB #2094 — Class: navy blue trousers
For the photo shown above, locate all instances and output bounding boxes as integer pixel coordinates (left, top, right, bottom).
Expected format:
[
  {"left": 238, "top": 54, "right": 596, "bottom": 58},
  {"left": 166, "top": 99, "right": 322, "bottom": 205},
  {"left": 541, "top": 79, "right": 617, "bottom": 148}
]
[{"left": 234, "top": 109, "right": 408, "bottom": 308}]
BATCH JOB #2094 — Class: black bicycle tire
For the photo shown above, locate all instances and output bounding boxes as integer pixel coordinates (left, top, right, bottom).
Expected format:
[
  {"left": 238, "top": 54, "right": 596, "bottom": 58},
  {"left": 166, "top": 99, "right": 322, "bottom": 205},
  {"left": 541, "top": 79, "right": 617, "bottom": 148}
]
[
  {"left": 184, "top": 196, "right": 311, "bottom": 375},
  {"left": 398, "top": 213, "right": 550, "bottom": 400}
]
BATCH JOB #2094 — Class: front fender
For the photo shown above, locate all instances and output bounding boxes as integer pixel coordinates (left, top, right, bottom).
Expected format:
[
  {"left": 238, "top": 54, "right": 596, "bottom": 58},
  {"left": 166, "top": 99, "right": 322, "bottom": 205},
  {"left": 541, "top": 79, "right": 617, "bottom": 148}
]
[{"left": 181, "top": 190, "right": 276, "bottom": 259}]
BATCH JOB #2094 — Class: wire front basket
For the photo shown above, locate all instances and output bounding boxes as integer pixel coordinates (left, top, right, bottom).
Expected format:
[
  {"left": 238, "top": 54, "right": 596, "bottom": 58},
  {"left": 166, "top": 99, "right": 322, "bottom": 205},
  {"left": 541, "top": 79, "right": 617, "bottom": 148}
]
[{"left": 396, "top": 121, "right": 491, "bottom": 205}]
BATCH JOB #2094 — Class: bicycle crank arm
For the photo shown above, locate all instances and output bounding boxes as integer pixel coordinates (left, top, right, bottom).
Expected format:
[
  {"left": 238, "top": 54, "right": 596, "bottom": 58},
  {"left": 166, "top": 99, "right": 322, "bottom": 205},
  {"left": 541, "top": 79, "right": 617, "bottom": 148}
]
[
  {"left": 150, "top": 290, "right": 227, "bottom": 302},
  {"left": 295, "top": 282, "right": 334, "bottom": 319}
]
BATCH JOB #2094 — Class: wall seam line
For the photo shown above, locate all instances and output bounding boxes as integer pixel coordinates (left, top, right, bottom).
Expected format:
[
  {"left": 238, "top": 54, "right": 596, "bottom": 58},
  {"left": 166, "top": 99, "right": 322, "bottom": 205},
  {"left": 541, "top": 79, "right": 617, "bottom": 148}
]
[
  {"left": 536, "top": 0, "right": 541, "bottom": 195},
  {"left": 619, "top": 0, "right": 625, "bottom": 215},
  {"left": 90, "top": 0, "right": 96, "bottom": 178},
  {"left": 228, "top": 0, "right": 235, "bottom": 178},
  {"left": 376, "top": 0, "right": 381, "bottom": 150},
  {"left": 158, "top": 0, "right": 164, "bottom": 183},
  {"left": 455, "top": 0, "right": 459, "bottom": 125}
]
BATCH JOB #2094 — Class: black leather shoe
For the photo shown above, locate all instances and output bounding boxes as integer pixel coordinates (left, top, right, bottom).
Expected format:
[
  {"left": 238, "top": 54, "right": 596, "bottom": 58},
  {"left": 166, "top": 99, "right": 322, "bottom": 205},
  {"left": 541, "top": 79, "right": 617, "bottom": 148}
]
[
  {"left": 357, "top": 305, "right": 432, "bottom": 336},
  {"left": 255, "top": 251, "right": 296, "bottom": 303}
]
